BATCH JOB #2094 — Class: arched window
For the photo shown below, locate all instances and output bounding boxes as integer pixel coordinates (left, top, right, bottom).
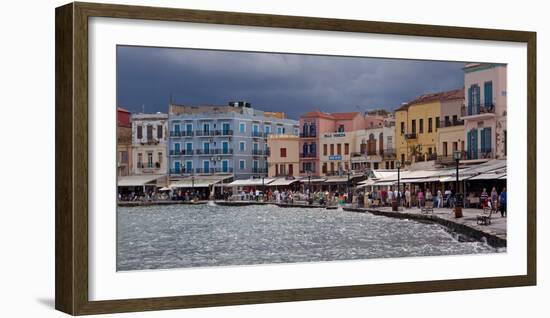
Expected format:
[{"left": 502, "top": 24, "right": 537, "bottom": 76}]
[{"left": 368, "top": 134, "right": 376, "bottom": 155}]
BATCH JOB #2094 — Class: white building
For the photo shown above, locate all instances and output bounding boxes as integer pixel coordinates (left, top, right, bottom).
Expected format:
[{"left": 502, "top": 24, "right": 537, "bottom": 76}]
[
  {"left": 131, "top": 112, "right": 169, "bottom": 175},
  {"left": 351, "top": 118, "right": 397, "bottom": 171}
]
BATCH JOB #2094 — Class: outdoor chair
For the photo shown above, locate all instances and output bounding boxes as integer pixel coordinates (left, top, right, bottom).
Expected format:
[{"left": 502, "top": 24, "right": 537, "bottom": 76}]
[
  {"left": 421, "top": 201, "right": 434, "bottom": 213},
  {"left": 477, "top": 204, "right": 495, "bottom": 225}
]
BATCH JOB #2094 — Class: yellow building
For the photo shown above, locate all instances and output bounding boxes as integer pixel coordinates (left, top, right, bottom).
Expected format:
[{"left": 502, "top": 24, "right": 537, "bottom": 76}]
[
  {"left": 267, "top": 134, "right": 299, "bottom": 177},
  {"left": 395, "top": 89, "right": 464, "bottom": 165}
]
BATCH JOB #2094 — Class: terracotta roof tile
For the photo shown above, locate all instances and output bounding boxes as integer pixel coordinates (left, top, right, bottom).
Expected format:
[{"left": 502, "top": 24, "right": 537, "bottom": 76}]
[
  {"left": 300, "top": 111, "right": 361, "bottom": 120},
  {"left": 395, "top": 88, "right": 464, "bottom": 111},
  {"left": 332, "top": 112, "right": 360, "bottom": 120}
]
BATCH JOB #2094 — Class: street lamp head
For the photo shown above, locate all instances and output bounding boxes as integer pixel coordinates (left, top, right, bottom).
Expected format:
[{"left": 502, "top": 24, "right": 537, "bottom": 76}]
[
  {"left": 395, "top": 160, "right": 401, "bottom": 169},
  {"left": 453, "top": 150, "right": 463, "bottom": 161}
]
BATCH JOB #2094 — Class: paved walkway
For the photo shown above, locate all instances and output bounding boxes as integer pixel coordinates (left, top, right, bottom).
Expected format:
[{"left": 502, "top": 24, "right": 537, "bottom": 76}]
[{"left": 371, "top": 206, "right": 507, "bottom": 240}]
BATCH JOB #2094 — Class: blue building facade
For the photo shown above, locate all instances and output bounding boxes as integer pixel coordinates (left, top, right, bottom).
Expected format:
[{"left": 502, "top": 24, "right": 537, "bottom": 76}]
[{"left": 168, "top": 103, "right": 299, "bottom": 180}]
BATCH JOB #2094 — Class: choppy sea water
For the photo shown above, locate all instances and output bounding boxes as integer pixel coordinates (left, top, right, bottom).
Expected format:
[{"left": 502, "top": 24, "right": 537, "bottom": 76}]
[{"left": 117, "top": 204, "right": 499, "bottom": 271}]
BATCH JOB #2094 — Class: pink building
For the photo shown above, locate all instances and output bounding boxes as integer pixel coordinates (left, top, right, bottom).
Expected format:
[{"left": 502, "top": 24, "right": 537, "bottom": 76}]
[
  {"left": 463, "top": 63, "right": 507, "bottom": 160},
  {"left": 299, "top": 111, "right": 368, "bottom": 176}
]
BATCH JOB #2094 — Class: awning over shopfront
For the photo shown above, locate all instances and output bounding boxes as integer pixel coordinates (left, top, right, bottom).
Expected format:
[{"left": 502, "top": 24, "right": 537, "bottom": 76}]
[
  {"left": 460, "top": 159, "right": 507, "bottom": 175},
  {"left": 355, "top": 160, "right": 507, "bottom": 188},
  {"left": 324, "top": 177, "right": 350, "bottom": 183},
  {"left": 374, "top": 180, "right": 397, "bottom": 186},
  {"left": 356, "top": 179, "right": 376, "bottom": 188},
  {"left": 469, "top": 172, "right": 507, "bottom": 180},
  {"left": 439, "top": 175, "right": 472, "bottom": 182},
  {"left": 268, "top": 178, "right": 299, "bottom": 186},
  {"left": 117, "top": 175, "right": 166, "bottom": 187},
  {"left": 298, "top": 177, "right": 327, "bottom": 183},
  {"left": 170, "top": 175, "right": 233, "bottom": 188},
  {"left": 227, "top": 178, "right": 276, "bottom": 187},
  {"left": 372, "top": 170, "right": 398, "bottom": 180}
]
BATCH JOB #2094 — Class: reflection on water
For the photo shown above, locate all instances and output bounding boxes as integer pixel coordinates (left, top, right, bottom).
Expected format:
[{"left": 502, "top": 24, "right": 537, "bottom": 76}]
[{"left": 117, "top": 204, "right": 498, "bottom": 271}]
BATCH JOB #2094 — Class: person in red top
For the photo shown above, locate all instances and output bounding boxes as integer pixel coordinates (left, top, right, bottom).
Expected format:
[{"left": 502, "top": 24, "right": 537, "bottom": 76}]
[
  {"left": 480, "top": 188, "right": 489, "bottom": 209},
  {"left": 417, "top": 189, "right": 425, "bottom": 208},
  {"left": 380, "top": 189, "right": 388, "bottom": 206}
]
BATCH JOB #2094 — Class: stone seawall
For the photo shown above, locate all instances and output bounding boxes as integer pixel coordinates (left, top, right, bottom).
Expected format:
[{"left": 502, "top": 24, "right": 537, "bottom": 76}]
[
  {"left": 215, "top": 201, "right": 327, "bottom": 209},
  {"left": 117, "top": 200, "right": 207, "bottom": 207},
  {"left": 344, "top": 207, "right": 506, "bottom": 249}
]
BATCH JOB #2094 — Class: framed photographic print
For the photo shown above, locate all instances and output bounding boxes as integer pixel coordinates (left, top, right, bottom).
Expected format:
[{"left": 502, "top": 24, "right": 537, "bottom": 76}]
[{"left": 55, "top": 2, "right": 536, "bottom": 315}]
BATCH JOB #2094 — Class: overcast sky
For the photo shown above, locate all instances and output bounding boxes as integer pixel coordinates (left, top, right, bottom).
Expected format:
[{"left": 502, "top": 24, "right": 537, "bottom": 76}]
[{"left": 117, "top": 46, "right": 465, "bottom": 120}]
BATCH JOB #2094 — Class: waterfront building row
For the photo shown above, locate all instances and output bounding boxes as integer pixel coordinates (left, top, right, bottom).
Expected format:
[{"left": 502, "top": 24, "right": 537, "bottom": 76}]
[
  {"left": 395, "top": 63, "right": 507, "bottom": 166},
  {"left": 168, "top": 102, "right": 299, "bottom": 181}
]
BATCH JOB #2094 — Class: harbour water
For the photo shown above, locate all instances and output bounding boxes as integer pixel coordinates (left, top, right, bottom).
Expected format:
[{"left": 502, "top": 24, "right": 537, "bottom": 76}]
[{"left": 117, "top": 204, "right": 499, "bottom": 271}]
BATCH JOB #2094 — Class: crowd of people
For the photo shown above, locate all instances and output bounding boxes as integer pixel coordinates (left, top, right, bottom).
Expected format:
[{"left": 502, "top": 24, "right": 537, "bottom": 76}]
[
  {"left": 118, "top": 190, "right": 170, "bottom": 202},
  {"left": 359, "top": 185, "right": 506, "bottom": 216},
  {"left": 118, "top": 184, "right": 507, "bottom": 217}
]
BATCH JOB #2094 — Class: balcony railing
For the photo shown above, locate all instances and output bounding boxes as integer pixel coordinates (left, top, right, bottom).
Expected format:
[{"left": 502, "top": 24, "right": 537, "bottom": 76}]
[
  {"left": 170, "top": 131, "right": 194, "bottom": 137},
  {"left": 251, "top": 167, "right": 268, "bottom": 174},
  {"left": 426, "top": 153, "right": 437, "bottom": 161},
  {"left": 195, "top": 148, "right": 234, "bottom": 155},
  {"left": 461, "top": 103, "right": 496, "bottom": 117},
  {"left": 324, "top": 170, "right": 353, "bottom": 177},
  {"left": 300, "top": 152, "right": 317, "bottom": 158},
  {"left": 299, "top": 169, "right": 316, "bottom": 174},
  {"left": 170, "top": 168, "right": 188, "bottom": 174},
  {"left": 219, "top": 130, "right": 234, "bottom": 136},
  {"left": 436, "top": 148, "right": 495, "bottom": 163},
  {"left": 439, "top": 119, "right": 465, "bottom": 128},
  {"left": 137, "top": 162, "right": 158, "bottom": 169},
  {"left": 251, "top": 131, "right": 265, "bottom": 138},
  {"left": 170, "top": 167, "right": 234, "bottom": 174},
  {"left": 169, "top": 149, "right": 194, "bottom": 155},
  {"left": 252, "top": 149, "right": 269, "bottom": 156},
  {"left": 299, "top": 132, "right": 317, "bottom": 138},
  {"left": 193, "top": 130, "right": 234, "bottom": 137},
  {"left": 404, "top": 133, "right": 417, "bottom": 140},
  {"left": 138, "top": 138, "right": 160, "bottom": 145}
]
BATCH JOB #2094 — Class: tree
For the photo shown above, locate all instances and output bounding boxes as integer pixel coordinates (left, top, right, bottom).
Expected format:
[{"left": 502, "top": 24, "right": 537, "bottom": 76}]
[{"left": 409, "top": 144, "right": 423, "bottom": 162}]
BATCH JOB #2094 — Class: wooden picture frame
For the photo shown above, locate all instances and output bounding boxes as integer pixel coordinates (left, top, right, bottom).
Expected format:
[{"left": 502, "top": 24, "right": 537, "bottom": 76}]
[{"left": 55, "top": 1, "right": 536, "bottom": 315}]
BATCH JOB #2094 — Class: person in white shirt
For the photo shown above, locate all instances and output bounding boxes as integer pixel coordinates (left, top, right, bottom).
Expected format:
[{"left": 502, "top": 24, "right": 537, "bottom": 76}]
[{"left": 405, "top": 188, "right": 411, "bottom": 208}]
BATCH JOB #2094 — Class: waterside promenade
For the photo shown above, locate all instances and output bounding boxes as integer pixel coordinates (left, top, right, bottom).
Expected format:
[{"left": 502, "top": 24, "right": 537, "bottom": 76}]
[{"left": 352, "top": 206, "right": 506, "bottom": 248}]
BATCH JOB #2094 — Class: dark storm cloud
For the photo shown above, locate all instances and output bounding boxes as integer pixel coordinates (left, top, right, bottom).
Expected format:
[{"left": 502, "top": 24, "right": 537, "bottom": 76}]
[{"left": 117, "top": 46, "right": 465, "bottom": 119}]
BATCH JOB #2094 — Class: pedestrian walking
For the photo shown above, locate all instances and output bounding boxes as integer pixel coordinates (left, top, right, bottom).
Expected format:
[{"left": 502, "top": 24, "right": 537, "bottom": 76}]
[
  {"left": 491, "top": 187, "right": 498, "bottom": 211},
  {"left": 499, "top": 187, "right": 507, "bottom": 217},
  {"left": 480, "top": 188, "right": 489, "bottom": 209},
  {"left": 426, "top": 189, "right": 433, "bottom": 205},
  {"left": 405, "top": 188, "right": 411, "bottom": 208},
  {"left": 436, "top": 189, "right": 442, "bottom": 208},
  {"left": 417, "top": 189, "right": 425, "bottom": 208}
]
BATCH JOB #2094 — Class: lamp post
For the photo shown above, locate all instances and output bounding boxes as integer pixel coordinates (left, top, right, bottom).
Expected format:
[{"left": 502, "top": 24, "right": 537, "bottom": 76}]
[
  {"left": 191, "top": 171, "right": 195, "bottom": 201},
  {"left": 347, "top": 170, "right": 351, "bottom": 203},
  {"left": 453, "top": 151, "right": 463, "bottom": 218},
  {"left": 261, "top": 176, "right": 265, "bottom": 201},
  {"left": 307, "top": 170, "right": 312, "bottom": 202},
  {"left": 395, "top": 160, "right": 401, "bottom": 211}
]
